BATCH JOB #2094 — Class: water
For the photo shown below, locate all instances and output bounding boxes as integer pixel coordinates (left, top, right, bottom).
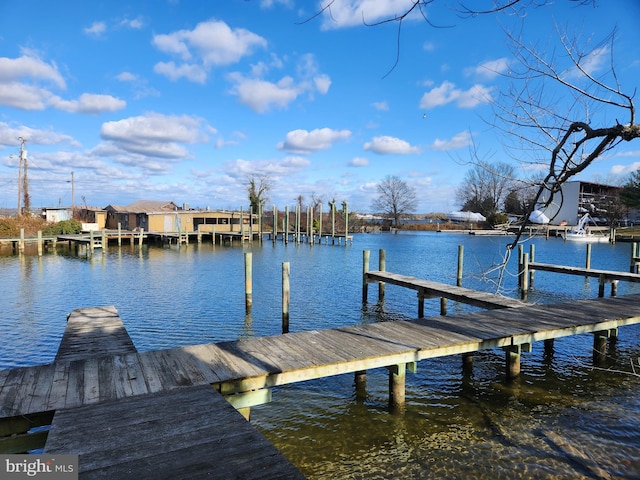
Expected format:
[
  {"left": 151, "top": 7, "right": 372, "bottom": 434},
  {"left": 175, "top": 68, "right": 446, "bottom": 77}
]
[{"left": 2, "top": 231, "right": 639, "bottom": 478}]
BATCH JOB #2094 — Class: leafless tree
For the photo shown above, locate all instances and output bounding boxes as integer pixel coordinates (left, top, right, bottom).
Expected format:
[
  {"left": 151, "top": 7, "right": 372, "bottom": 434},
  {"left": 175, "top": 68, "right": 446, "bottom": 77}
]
[
  {"left": 246, "top": 173, "right": 271, "bottom": 215},
  {"left": 456, "top": 160, "right": 517, "bottom": 218},
  {"left": 492, "top": 26, "right": 640, "bottom": 250},
  {"left": 372, "top": 175, "right": 418, "bottom": 226}
]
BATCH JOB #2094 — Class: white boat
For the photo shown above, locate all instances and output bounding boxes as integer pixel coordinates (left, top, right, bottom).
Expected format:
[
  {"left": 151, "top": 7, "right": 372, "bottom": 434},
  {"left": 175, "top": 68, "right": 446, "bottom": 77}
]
[
  {"left": 563, "top": 213, "right": 610, "bottom": 243},
  {"left": 529, "top": 209, "right": 550, "bottom": 224},
  {"left": 446, "top": 211, "right": 486, "bottom": 223}
]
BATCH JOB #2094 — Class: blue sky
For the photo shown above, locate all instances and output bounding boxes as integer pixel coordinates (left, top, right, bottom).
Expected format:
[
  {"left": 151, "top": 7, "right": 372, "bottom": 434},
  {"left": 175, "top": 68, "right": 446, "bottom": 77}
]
[{"left": 1, "top": 0, "right": 639, "bottom": 213}]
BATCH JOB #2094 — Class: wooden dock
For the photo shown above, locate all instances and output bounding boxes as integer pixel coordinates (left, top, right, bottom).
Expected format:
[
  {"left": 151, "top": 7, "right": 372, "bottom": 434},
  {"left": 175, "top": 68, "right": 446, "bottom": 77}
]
[
  {"left": 2, "top": 279, "right": 640, "bottom": 478},
  {"left": 38, "top": 306, "right": 304, "bottom": 478},
  {"left": 364, "top": 270, "right": 526, "bottom": 312}
]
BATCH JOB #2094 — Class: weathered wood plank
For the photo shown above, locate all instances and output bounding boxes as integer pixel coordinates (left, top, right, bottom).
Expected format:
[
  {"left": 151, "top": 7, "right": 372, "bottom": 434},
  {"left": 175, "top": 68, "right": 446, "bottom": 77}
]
[
  {"left": 529, "top": 262, "right": 640, "bottom": 282},
  {"left": 44, "top": 385, "right": 305, "bottom": 479},
  {"left": 366, "top": 270, "right": 526, "bottom": 309},
  {"left": 55, "top": 306, "right": 136, "bottom": 362}
]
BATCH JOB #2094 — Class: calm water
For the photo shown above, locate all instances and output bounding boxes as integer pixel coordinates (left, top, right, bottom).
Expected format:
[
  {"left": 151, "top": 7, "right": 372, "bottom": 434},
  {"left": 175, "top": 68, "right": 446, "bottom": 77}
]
[{"left": 2, "top": 231, "right": 639, "bottom": 478}]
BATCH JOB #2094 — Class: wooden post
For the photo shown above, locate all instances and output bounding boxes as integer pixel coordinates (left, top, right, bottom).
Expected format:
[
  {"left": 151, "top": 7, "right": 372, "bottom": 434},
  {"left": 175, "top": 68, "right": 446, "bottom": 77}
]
[
  {"left": 139, "top": 228, "right": 144, "bottom": 246},
  {"left": 378, "top": 249, "right": 386, "bottom": 303},
  {"left": 285, "top": 206, "right": 289, "bottom": 245},
  {"left": 585, "top": 243, "right": 592, "bottom": 270},
  {"left": 212, "top": 225, "right": 216, "bottom": 246},
  {"left": 240, "top": 206, "right": 245, "bottom": 243},
  {"left": 362, "top": 249, "right": 370, "bottom": 304},
  {"left": 611, "top": 280, "right": 618, "bottom": 297},
  {"left": 355, "top": 370, "right": 367, "bottom": 401},
  {"left": 318, "top": 203, "right": 323, "bottom": 242},
  {"left": 457, "top": 245, "right": 464, "bottom": 287},
  {"left": 19, "top": 228, "right": 25, "bottom": 253},
  {"left": 544, "top": 339, "right": 555, "bottom": 356},
  {"left": 331, "top": 201, "right": 336, "bottom": 244},
  {"left": 342, "top": 201, "right": 349, "bottom": 247},
  {"left": 631, "top": 242, "right": 638, "bottom": 273},
  {"left": 529, "top": 244, "right": 535, "bottom": 288},
  {"left": 440, "top": 297, "right": 447, "bottom": 316},
  {"left": 505, "top": 345, "right": 522, "bottom": 379},
  {"left": 388, "top": 363, "right": 406, "bottom": 413},
  {"left": 417, "top": 289, "right": 425, "bottom": 318},
  {"left": 520, "top": 253, "right": 529, "bottom": 301},
  {"left": 37, "top": 230, "right": 43, "bottom": 256},
  {"left": 517, "top": 244, "right": 523, "bottom": 289},
  {"left": 593, "top": 330, "right": 608, "bottom": 365},
  {"left": 462, "top": 353, "right": 473, "bottom": 373},
  {"left": 598, "top": 274, "right": 605, "bottom": 298},
  {"left": 118, "top": 222, "right": 122, "bottom": 246},
  {"left": 273, "top": 206, "right": 277, "bottom": 244},
  {"left": 244, "top": 252, "right": 252, "bottom": 313},
  {"left": 282, "top": 262, "right": 290, "bottom": 333},
  {"left": 296, "top": 205, "right": 300, "bottom": 244},
  {"left": 102, "top": 229, "right": 107, "bottom": 250}
]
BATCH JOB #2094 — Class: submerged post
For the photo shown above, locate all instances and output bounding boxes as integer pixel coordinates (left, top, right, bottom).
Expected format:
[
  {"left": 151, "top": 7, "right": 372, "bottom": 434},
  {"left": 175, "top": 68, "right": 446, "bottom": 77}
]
[
  {"left": 244, "top": 252, "right": 252, "bottom": 313},
  {"left": 457, "top": 245, "right": 464, "bottom": 287},
  {"left": 520, "top": 253, "right": 529, "bottom": 301},
  {"left": 378, "top": 249, "right": 386, "bottom": 303},
  {"left": 282, "top": 262, "right": 290, "bottom": 334},
  {"left": 362, "top": 250, "right": 370, "bottom": 304},
  {"left": 355, "top": 370, "right": 367, "bottom": 401},
  {"left": 388, "top": 363, "right": 406, "bottom": 413}
]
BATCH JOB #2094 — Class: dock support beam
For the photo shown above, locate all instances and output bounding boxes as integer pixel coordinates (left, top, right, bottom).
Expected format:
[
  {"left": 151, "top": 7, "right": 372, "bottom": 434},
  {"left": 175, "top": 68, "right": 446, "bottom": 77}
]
[
  {"left": 593, "top": 330, "right": 609, "bottom": 365},
  {"left": 388, "top": 363, "right": 406, "bottom": 413},
  {"left": 355, "top": 370, "right": 367, "bottom": 401},
  {"left": 504, "top": 343, "right": 531, "bottom": 379}
]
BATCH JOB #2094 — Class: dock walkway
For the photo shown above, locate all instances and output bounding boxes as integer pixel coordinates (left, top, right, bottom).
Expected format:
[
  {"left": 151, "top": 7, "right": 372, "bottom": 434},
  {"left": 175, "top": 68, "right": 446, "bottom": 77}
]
[
  {"left": 41, "top": 307, "right": 304, "bottom": 479},
  {"left": 365, "top": 270, "right": 526, "bottom": 310}
]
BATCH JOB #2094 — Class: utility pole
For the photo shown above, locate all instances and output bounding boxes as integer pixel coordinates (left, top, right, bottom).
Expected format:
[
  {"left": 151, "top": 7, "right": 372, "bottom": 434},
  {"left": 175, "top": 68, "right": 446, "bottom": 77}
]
[
  {"left": 21, "top": 138, "right": 30, "bottom": 216},
  {"left": 71, "top": 171, "right": 75, "bottom": 213},
  {"left": 16, "top": 137, "right": 26, "bottom": 216}
]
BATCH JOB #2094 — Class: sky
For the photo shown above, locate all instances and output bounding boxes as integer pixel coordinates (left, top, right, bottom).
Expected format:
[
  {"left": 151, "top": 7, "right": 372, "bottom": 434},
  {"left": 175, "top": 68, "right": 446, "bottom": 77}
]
[{"left": 0, "top": 0, "right": 639, "bottom": 214}]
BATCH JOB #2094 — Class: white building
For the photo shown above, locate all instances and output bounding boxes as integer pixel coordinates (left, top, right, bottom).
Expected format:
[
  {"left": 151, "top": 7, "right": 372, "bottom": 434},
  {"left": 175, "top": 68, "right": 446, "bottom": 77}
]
[{"left": 536, "top": 181, "right": 622, "bottom": 226}]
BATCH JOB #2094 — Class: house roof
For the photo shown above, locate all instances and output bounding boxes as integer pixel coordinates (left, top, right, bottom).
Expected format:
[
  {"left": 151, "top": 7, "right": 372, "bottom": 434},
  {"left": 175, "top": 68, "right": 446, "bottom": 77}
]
[{"left": 105, "top": 201, "right": 179, "bottom": 213}]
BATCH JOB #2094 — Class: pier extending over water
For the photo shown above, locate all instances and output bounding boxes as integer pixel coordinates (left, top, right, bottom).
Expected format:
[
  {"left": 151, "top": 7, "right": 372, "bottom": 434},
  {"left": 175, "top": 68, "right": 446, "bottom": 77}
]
[{"left": 2, "top": 288, "right": 640, "bottom": 477}]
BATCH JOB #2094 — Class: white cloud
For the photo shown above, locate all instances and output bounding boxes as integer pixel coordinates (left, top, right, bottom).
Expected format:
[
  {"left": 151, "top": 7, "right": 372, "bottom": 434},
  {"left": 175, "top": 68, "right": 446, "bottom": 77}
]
[
  {"left": 0, "top": 122, "right": 79, "bottom": 148},
  {"left": 49, "top": 93, "right": 126, "bottom": 114},
  {"left": 610, "top": 161, "right": 640, "bottom": 176},
  {"left": 99, "top": 112, "right": 208, "bottom": 161},
  {"left": 319, "top": 0, "right": 421, "bottom": 29},
  {"left": 470, "top": 57, "right": 510, "bottom": 79},
  {"left": 431, "top": 131, "right": 472, "bottom": 151},
  {"left": 419, "top": 81, "right": 492, "bottom": 109},
  {"left": 152, "top": 19, "right": 267, "bottom": 81},
  {"left": 372, "top": 101, "right": 389, "bottom": 111},
  {"left": 84, "top": 21, "right": 107, "bottom": 37},
  {"left": 153, "top": 61, "right": 207, "bottom": 84},
  {"left": 363, "top": 136, "right": 420, "bottom": 154},
  {"left": 0, "top": 54, "right": 65, "bottom": 88},
  {"left": 228, "top": 73, "right": 300, "bottom": 113},
  {"left": 277, "top": 128, "right": 351, "bottom": 154},
  {"left": 349, "top": 157, "right": 369, "bottom": 167}
]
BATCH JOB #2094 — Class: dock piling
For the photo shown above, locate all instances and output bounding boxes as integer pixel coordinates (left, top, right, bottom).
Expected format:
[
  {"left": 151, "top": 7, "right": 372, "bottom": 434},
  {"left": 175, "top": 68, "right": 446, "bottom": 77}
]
[
  {"left": 244, "top": 252, "right": 252, "bottom": 313},
  {"left": 378, "top": 249, "right": 386, "bottom": 303},
  {"left": 362, "top": 249, "right": 370, "bottom": 304},
  {"left": 457, "top": 245, "right": 464, "bottom": 287},
  {"left": 282, "top": 262, "right": 290, "bottom": 333},
  {"left": 388, "top": 363, "right": 406, "bottom": 413}
]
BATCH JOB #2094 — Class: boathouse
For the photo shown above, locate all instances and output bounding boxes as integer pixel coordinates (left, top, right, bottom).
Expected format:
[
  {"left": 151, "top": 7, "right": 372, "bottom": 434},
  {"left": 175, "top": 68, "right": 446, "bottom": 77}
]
[
  {"left": 104, "top": 200, "right": 257, "bottom": 234},
  {"left": 535, "top": 181, "right": 627, "bottom": 225}
]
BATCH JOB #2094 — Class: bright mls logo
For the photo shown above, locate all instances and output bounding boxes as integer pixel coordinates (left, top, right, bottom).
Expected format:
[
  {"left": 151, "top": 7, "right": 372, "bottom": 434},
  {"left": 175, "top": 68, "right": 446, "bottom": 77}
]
[{"left": 1, "top": 455, "right": 78, "bottom": 479}]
